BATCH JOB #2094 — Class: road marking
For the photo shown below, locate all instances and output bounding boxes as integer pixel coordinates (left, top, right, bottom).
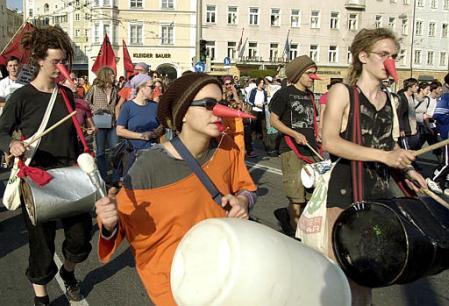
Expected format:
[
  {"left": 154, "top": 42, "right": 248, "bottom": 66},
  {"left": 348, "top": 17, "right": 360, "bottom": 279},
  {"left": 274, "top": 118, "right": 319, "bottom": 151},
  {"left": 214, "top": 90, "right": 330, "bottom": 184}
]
[
  {"left": 246, "top": 161, "right": 282, "bottom": 175},
  {"left": 53, "top": 254, "right": 90, "bottom": 306}
]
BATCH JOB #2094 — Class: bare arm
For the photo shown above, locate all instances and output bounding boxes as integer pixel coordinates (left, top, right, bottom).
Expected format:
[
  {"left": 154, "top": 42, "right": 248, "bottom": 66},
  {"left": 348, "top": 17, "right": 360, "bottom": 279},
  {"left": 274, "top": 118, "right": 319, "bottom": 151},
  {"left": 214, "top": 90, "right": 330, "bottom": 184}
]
[
  {"left": 116, "top": 125, "right": 150, "bottom": 141},
  {"left": 322, "top": 84, "right": 414, "bottom": 169},
  {"left": 270, "top": 112, "right": 307, "bottom": 145},
  {"left": 115, "top": 96, "right": 126, "bottom": 119}
]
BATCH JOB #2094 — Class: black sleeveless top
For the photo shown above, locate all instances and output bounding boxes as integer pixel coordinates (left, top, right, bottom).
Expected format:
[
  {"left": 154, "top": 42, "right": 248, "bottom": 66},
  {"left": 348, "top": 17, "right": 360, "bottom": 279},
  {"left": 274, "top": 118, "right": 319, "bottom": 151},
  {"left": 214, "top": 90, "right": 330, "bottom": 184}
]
[{"left": 327, "top": 86, "right": 396, "bottom": 208}]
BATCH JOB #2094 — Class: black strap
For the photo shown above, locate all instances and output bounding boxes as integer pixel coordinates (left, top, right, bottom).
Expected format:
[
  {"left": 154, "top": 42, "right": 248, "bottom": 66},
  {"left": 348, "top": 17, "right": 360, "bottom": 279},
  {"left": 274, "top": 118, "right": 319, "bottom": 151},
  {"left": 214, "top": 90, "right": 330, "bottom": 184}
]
[{"left": 170, "top": 136, "right": 223, "bottom": 207}]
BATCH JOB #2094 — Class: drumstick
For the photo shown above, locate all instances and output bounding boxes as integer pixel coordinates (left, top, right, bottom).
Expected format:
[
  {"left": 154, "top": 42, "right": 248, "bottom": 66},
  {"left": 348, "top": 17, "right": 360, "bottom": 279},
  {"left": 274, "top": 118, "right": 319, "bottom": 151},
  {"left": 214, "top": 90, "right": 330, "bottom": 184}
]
[
  {"left": 413, "top": 138, "right": 449, "bottom": 157},
  {"left": 305, "top": 142, "right": 324, "bottom": 161},
  {"left": 25, "top": 111, "right": 77, "bottom": 147},
  {"left": 420, "top": 188, "right": 449, "bottom": 210}
]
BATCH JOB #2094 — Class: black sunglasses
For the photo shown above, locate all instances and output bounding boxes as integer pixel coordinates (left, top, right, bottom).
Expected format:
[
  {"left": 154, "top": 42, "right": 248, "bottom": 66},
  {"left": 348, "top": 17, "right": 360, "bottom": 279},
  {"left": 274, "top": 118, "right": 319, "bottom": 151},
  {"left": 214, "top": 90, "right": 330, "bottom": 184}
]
[{"left": 190, "top": 98, "right": 223, "bottom": 110}]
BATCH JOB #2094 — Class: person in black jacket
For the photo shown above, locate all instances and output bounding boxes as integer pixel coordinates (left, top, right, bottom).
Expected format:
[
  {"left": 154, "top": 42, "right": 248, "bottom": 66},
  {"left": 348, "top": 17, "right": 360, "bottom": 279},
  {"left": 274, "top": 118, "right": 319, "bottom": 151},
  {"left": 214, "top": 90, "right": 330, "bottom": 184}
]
[
  {"left": 0, "top": 26, "right": 92, "bottom": 306},
  {"left": 397, "top": 78, "right": 419, "bottom": 149}
]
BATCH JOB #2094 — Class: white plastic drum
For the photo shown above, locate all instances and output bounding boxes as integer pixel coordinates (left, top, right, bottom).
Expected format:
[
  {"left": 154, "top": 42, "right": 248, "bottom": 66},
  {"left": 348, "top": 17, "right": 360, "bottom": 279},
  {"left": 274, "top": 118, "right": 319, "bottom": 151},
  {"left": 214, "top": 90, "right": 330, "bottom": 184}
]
[
  {"left": 300, "top": 160, "right": 333, "bottom": 189},
  {"left": 171, "top": 218, "right": 351, "bottom": 306}
]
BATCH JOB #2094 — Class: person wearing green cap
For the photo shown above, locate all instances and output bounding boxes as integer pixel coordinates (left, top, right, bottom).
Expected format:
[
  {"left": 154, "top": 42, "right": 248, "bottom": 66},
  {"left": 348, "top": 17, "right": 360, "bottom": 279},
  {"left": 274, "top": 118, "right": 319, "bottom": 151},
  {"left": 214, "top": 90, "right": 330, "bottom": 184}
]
[{"left": 269, "top": 54, "right": 321, "bottom": 235}]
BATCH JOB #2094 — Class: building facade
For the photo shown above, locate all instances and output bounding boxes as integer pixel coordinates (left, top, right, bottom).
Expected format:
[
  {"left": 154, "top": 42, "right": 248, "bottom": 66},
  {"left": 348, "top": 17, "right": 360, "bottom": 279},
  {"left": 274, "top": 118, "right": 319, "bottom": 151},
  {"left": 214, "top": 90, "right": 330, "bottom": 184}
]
[
  {"left": 0, "top": 0, "right": 7, "bottom": 52},
  {"left": 202, "top": 0, "right": 449, "bottom": 92}
]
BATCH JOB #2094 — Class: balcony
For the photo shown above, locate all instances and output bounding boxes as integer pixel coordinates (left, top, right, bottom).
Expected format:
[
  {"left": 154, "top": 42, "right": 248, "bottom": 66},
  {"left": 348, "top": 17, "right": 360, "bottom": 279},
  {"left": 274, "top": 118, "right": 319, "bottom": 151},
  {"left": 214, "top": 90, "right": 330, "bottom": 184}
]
[{"left": 345, "top": 0, "right": 366, "bottom": 10}]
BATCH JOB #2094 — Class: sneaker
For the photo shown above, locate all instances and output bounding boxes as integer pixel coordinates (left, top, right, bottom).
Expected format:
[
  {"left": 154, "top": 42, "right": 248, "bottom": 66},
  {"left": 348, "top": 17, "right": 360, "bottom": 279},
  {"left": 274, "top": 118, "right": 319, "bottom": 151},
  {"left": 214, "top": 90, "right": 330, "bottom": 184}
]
[
  {"left": 426, "top": 178, "right": 443, "bottom": 194},
  {"left": 59, "top": 268, "right": 84, "bottom": 302},
  {"left": 34, "top": 296, "right": 49, "bottom": 306}
]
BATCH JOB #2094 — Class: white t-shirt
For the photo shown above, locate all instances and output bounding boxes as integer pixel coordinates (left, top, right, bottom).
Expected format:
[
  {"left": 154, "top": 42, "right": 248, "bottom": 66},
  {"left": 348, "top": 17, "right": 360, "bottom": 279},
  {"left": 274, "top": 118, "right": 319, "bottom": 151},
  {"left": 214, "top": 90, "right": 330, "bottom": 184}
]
[{"left": 0, "top": 77, "right": 22, "bottom": 98}]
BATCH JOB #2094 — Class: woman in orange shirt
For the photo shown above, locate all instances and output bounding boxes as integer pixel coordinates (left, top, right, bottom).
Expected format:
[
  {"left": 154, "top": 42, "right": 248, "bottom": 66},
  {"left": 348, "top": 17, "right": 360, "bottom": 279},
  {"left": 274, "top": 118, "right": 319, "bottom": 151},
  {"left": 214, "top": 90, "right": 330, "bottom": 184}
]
[{"left": 95, "top": 73, "right": 257, "bottom": 306}]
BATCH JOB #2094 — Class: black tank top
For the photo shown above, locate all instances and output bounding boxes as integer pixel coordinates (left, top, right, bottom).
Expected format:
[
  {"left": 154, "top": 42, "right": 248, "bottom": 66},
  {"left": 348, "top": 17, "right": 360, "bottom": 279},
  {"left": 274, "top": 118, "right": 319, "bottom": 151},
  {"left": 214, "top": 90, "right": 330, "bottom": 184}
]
[{"left": 327, "top": 86, "right": 396, "bottom": 208}]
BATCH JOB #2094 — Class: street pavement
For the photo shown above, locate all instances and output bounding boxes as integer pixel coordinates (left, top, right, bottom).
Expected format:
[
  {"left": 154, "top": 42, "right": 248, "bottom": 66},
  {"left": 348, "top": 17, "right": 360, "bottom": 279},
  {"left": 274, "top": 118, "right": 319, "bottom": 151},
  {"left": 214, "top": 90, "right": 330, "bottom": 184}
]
[{"left": 1, "top": 147, "right": 449, "bottom": 306}]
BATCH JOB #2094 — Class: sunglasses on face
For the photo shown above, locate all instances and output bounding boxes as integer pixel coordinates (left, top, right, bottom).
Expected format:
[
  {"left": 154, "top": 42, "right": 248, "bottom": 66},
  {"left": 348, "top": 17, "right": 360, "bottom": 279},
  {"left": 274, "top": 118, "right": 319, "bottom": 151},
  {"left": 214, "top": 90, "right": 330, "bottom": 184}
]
[
  {"left": 190, "top": 98, "right": 223, "bottom": 110},
  {"left": 225, "top": 82, "right": 232, "bottom": 86}
]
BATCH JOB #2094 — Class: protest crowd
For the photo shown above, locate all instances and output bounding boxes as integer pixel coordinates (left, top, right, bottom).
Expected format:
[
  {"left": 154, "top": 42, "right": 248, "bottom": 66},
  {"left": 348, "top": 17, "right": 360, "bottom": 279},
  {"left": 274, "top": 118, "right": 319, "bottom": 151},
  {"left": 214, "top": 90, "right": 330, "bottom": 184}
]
[{"left": 2, "top": 23, "right": 449, "bottom": 306}]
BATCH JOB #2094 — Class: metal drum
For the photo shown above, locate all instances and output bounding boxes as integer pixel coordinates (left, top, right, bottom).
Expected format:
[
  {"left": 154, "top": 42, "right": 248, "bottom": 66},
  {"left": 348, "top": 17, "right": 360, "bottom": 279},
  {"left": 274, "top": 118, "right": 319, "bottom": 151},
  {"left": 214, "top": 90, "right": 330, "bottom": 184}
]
[
  {"left": 20, "top": 166, "right": 101, "bottom": 225},
  {"left": 332, "top": 197, "right": 449, "bottom": 287}
]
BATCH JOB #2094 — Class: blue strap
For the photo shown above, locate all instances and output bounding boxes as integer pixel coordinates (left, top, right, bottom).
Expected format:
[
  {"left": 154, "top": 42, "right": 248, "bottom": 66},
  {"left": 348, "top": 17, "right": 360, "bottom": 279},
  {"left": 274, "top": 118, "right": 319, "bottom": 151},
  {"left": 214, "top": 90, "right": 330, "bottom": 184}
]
[{"left": 171, "top": 136, "right": 223, "bottom": 207}]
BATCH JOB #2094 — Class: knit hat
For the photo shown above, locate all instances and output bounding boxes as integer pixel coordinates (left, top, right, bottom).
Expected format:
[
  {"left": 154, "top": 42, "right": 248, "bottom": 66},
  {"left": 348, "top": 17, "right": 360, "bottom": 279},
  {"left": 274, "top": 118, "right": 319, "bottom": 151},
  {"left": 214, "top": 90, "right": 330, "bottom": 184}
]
[
  {"left": 158, "top": 73, "right": 221, "bottom": 132},
  {"left": 285, "top": 55, "right": 317, "bottom": 84}
]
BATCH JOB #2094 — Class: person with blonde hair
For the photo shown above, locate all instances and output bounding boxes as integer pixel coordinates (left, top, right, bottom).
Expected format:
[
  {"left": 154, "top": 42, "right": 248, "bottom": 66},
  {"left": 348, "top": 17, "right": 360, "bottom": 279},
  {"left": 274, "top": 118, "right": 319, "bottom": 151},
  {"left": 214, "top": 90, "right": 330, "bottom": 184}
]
[
  {"left": 85, "top": 66, "right": 120, "bottom": 187},
  {"left": 322, "top": 28, "right": 427, "bottom": 306}
]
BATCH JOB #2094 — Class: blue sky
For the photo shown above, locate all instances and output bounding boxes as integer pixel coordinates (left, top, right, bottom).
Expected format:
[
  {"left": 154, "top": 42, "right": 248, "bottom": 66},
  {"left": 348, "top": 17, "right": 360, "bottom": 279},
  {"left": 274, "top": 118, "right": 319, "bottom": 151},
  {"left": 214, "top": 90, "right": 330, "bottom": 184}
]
[{"left": 7, "top": 0, "right": 22, "bottom": 10}]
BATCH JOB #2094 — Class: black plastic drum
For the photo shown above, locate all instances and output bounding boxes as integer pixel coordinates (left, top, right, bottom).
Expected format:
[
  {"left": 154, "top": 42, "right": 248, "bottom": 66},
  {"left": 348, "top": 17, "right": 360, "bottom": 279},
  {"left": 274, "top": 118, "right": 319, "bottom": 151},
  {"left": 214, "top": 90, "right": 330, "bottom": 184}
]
[{"left": 332, "top": 197, "right": 449, "bottom": 288}]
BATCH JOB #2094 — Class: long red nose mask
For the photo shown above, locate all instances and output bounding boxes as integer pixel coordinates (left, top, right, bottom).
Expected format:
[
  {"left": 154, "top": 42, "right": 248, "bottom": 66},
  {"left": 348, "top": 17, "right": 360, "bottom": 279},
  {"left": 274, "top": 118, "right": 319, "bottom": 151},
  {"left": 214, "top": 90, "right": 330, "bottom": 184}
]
[
  {"left": 309, "top": 74, "right": 321, "bottom": 81},
  {"left": 383, "top": 58, "right": 398, "bottom": 83},
  {"left": 212, "top": 103, "right": 256, "bottom": 119},
  {"left": 56, "top": 63, "right": 75, "bottom": 86}
]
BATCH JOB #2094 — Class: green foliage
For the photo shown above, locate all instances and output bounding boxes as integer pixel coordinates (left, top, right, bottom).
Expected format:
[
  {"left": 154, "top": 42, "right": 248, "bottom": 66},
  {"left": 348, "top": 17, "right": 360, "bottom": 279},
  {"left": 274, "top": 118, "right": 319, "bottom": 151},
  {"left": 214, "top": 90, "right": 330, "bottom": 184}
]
[{"left": 241, "top": 69, "right": 277, "bottom": 78}]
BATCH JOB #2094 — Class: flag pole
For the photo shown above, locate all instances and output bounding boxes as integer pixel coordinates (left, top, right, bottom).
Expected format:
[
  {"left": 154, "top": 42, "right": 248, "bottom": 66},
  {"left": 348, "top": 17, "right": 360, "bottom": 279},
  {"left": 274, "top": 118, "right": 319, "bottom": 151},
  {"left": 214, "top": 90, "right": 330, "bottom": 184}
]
[{"left": 0, "top": 22, "right": 26, "bottom": 56}]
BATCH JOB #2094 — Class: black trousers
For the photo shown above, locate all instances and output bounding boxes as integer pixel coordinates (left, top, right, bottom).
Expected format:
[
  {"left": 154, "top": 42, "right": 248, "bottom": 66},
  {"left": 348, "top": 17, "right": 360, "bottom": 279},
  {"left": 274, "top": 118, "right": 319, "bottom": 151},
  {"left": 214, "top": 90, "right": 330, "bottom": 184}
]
[{"left": 21, "top": 202, "right": 93, "bottom": 285}]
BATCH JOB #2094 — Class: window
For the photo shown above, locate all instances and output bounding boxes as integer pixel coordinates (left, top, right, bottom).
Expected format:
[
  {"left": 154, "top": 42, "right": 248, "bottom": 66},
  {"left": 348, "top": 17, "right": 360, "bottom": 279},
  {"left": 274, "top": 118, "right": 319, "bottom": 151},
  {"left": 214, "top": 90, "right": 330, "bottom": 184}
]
[
  {"left": 328, "top": 45, "right": 337, "bottom": 63},
  {"left": 75, "top": 29, "right": 80, "bottom": 37},
  {"left": 29, "top": 9, "right": 33, "bottom": 17},
  {"left": 289, "top": 43, "right": 298, "bottom": 60},
  {"left": 388, "top": 17, "right": 395, "bottom": 29},
  {"left": 429, "top": 22, "right": 436, "bottom": 36},
  {"left": 417, "top": 0, "right": 424, "bottom": 6},
  {"left": 440, "top": 52, "right": 447, "bottom": 66},
  {"left": 291, "top": 9, "right": 300, "bottom": 27},
  {"left": 103, "top": 24, "right": 111, "bottom": 39},
  {"left": 161, "top": 24, "right": 173, "bottom": 45},
  {"left": 227, "top": 42, "right": 236, "bottom": 59},
  {"left": 403, "top": 0, "right": 410, "bottom": 3},
  {"left": 130, "top": 24, "right": 143, "bottom": 44},
  {"left": 44, "top": 3, "right": 49, "bottom": 12},
  {"left": 401, "top": 18, "right": 408, "bottom": 35},
  {"left": 348, "top": 14, "right": 358, "bottom": 31},
  {"left": 161, "top": 0, "right": 174, "bottom": 9},
  {"left": 310, "top": 44, "right": 319, "bottom": 62},
  {"left": 330, "top": 12, "right": 339, "bottom": 29},
  {"left": 427, "top": 51, "right": 434, "bottom": 65},
  {"left": 375, "top": 15, "right": 382, "bottom": 28},
  {"left": 442, "top": 23, "right": 448, "bottom": 37},
  {"left": 85, "top": 13, "right": 89, "bottom": 20},
  {"left": 130, "top": 0, "right": 142, "bottom": 8},
  {"left": 85, "top": 29, "right": 89, "bottom": 39},
  {"left": 431, "top": 0, "right": 438, "bottom": 8},
  {"left": 248, "top": 42, "right": 258, "bottom": 59},
  {"left": 75, "top": 13, "right": 80, "bottom": 21},
  {"left": 228, "top": 6, "right": 237, "bottom": 24},
  {"left": 249, "top": 8, "right": 259, "bottom": 25},
  {"left": 398, "top": 49, "right": 406, "bottom": 66},
  {"left": 94, "top": 23, "right": 100, "bottom": 43},
  {"left": 75, "top": 0, "right": 80, "bottom": 6},
  {"left": 206, "top": 41, "right": 215, "bottom": 60},
  {"left": 311, "top": 10, "right": 320, "bottom": 29},
  {"left": 414, "top": 50, "right": 422, "bottom": 64},
  {"left": 270, "top": 43, "right": 279, "bottom": 61},
  {"left": 391, "top": 0, "right": 397, "bottom": 2},
  {"left": 444, "top": 0, "right": 449, "bottom": 9},
  {"left": 415, "top": 21, "right": 423, "bottom": 35},
  {"left": 103, "top": 0, "right": 111, "bottom": 6},
  {"left": 271, "top": 9, "right": 280, "bottom": 26},
  {"left": 347, "top": 46, "right": 352, "bottom": 64},
  {"left": 206, "top": 5, "right": 216, "bottom": 23}
]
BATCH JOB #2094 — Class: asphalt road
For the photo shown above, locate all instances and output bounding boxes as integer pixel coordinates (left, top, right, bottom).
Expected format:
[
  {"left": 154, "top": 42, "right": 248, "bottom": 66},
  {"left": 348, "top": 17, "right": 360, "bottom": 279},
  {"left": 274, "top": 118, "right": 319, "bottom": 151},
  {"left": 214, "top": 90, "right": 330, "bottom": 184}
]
[{"left": 1, "top": 150, "right": 449, "bottom": 306}]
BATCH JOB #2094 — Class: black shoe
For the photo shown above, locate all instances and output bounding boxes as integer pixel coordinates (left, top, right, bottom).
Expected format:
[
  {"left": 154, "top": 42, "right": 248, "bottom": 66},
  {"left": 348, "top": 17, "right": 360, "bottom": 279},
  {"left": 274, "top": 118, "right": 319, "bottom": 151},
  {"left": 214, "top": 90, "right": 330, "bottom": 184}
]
[
  {"left": 267, "top": 151, "right": 278, "bottom": 157},
  {"left": 59, "top": 267, "right": 84, "bottom": 302},
  {"left": 34, "top": 296, "right": 49, "bottom": 306},
  {"left": 274, "top": 207, "right": 295, "bottom": 237}
]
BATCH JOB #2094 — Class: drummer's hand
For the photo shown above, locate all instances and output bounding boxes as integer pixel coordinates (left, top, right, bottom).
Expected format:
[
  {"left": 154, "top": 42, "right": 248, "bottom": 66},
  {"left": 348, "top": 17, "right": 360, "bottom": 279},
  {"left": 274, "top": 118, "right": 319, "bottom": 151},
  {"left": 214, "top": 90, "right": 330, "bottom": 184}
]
[
  {"left": 222, "top": 194, "right": 249, "bottom": 219},
  {"left": 95, "top": 188, "right": 119, "bottom": 232},
  {"left": 405, "top": 170, "right": 428, "bottom": 192},
  {"left": 382, "top": 148, "right": 415, "bottom": 169},
  {"left": 292, "top": 131, "right": 307, "bottom": 145},
  {"left": 9, "top": 140, "right": 26, "bottom": 157}
]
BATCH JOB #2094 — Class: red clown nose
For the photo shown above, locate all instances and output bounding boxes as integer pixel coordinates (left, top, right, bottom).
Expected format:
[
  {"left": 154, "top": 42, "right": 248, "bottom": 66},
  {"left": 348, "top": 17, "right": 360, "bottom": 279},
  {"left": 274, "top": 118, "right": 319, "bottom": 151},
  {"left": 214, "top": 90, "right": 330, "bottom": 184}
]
[
  {"left": 56, "top": 63, "right": 75, "bottom": 86},
  {"left": 309, "top": 74, "right": 321, "bottom": 81},
  {"left": 212, "top": 103, "right": 256, "bottom": 119},
  {"left": 383, "top": 58, "right": 398, "bottom": 83}
]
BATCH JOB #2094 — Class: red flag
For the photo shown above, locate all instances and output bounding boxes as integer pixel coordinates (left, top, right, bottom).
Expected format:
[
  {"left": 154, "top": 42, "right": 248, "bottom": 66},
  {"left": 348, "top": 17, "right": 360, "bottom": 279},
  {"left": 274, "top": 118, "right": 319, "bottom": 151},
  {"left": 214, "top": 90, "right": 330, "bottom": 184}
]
[
  {"left": 91, "top": 34, "right": 117, "bottom": 75},
  {"left": 0, "top": 23, "right": 35, "bottom": 65},
  {"left": 122, "top": 40, "right": 134, "bottom": 78},
  {"left": 236, "top": 28, "right": 244, "bottom": 52}
]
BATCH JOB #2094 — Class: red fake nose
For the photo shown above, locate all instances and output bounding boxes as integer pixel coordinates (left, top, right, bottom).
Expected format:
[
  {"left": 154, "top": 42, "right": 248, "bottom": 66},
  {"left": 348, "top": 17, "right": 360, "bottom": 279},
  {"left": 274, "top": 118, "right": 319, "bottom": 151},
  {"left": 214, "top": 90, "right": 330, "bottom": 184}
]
[
  {"left": 309, "top": 74, "right": 321, "bottom": 81},
  {"left": 212, "top": 103, "right": 256, "bottom": 119},
  {"left": 56, "top": 63, "right": 75, "bottom": 86},
  {"left": 383, "top": 58, "right": 398, "bottom": 83}
]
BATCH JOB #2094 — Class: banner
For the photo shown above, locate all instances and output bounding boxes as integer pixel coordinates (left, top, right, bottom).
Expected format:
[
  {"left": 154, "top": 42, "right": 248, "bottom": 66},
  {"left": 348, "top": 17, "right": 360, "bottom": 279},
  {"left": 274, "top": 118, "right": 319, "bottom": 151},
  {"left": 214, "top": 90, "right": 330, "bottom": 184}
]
[
  {"left": 0, "top": 23, "right": 35, "bottom": 65},
  {"left": 122, "top": 40, "right": 134, "bottom": 78},
  {"left": 91, "top": 34, "right": 117, "bottom": 75}
]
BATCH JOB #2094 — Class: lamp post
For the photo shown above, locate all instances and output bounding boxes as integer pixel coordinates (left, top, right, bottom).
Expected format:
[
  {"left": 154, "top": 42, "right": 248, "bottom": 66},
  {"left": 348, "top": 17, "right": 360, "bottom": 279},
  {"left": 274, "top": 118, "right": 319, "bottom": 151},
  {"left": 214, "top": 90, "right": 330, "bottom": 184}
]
[{"left": 409, "top": 0, "right": 417, "bottom": 78}]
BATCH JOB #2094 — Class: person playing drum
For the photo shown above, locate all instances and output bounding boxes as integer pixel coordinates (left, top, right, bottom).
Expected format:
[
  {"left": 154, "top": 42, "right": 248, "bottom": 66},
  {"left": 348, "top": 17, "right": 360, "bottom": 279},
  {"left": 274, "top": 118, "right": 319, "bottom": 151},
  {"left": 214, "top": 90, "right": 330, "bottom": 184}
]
[
  {"left": 0, "top": 26, "right": 93, "bottom": 305},
  {"left": 95, "top": 72, "right": 257, "bottom": 306},
  {"left": 321, "top": 28, "right": 428, "bottom": 306}
]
